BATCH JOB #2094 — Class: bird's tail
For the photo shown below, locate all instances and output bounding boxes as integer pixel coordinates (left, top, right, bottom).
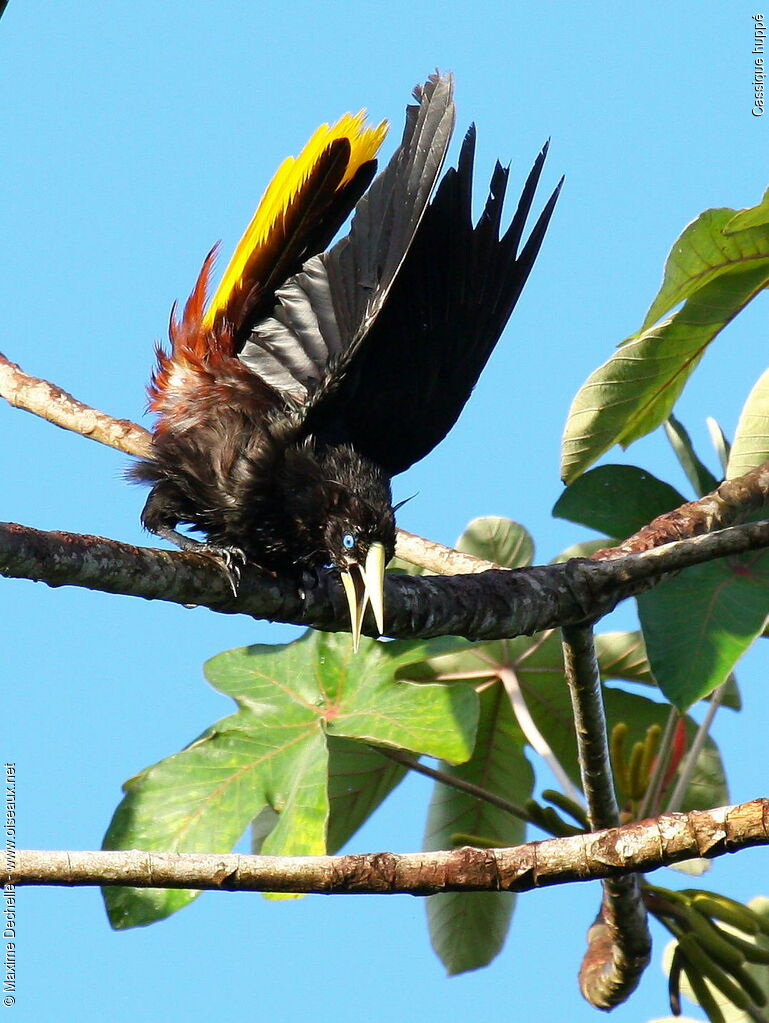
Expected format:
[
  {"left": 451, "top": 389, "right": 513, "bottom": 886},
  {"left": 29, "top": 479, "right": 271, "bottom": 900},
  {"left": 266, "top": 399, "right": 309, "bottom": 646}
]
[
  {"left": 147, "top": 108, "right": 389, "bottom": 413},
  {"left": 203, "top": 112, "right": 388, "bottom": 342}
]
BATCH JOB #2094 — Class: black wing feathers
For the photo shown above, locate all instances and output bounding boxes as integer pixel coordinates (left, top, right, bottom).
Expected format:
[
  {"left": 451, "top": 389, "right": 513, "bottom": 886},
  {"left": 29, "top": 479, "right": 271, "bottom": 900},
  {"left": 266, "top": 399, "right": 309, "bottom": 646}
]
[
  {"left": 301, "top": 128, "right": 562, "bottom": 475},
  {"left": 324, "top": 72, "right": 457, "bottom": 343},
  {"left": 237, "top": 74, "right": 560, "bottom": 478}
]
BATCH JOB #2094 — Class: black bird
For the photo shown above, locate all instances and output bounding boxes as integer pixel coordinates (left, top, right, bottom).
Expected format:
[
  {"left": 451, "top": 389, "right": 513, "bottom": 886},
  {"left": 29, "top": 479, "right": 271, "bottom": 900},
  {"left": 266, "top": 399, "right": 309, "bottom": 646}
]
[{"left": 132, "top": 72, "right": 561, "bottom": 648}]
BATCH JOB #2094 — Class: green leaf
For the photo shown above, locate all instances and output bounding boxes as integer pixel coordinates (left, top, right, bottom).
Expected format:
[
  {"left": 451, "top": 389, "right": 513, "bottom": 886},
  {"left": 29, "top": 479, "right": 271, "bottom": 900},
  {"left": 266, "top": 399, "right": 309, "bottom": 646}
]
[
  {"left": 637, "top": 549, "right": 769, "bottom": 709},
  {"left": 727, "top": 367, "right": 769, "bottom": 479},
  {"left": 456, "top": 516, "right": 534, "bottom": 568},
  {"left": 595, "top": 631, "right": 741, "bottom": 710},
  {"left": 553, "top": 464, "right": 685, "bottom": 537},
  {"left": 415, "top": 632, "right": 727, "bottom": 815},
  {"left": 594, "top": 631, "right": 654, "bottom": 686},
  {"left": 326, "top": 738, "right": 407, "bottom": 853},
  {"left": 561, "top": 207, "right": 769, "bottom": 482},
  {"left": 642, "top": 206, "right": 769, "bottom": 330},
  {"left": 425, "top": 684, "right": 533, "bottom": 975},
  {"left": 723, "top": 186, "right": 769, "bottom": 233},
  {"left": 103, "top": 631, "right": 478, "bottom": 928},
  {"left": 665, "top": 415, "right": 720, "bottom": 496},
  {"left": 680, "top": 733, "right": 729, "bottom": 813}
]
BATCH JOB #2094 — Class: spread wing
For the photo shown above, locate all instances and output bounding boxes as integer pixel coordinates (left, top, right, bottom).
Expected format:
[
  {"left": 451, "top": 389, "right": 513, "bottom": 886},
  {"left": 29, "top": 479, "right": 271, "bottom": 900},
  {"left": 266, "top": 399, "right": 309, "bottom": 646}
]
[
  {"left": 304, "top": 129, "right": 562, "bottom": 474},
  {"left": 237, "top": 71, "right": 456, "bottom": 395},
  {"left": 246, "top": 121, "right": 561, "bottom": 475}
]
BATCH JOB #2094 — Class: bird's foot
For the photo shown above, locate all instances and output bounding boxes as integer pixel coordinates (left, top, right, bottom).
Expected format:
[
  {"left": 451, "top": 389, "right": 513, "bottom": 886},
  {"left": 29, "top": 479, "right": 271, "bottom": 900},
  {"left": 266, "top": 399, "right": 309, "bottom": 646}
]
[
  {"left": 149, "top": 526, "right": 247, "bottom": 596},
  {"left": 205, "top": 545, "right": 248, "bottom": 597}
]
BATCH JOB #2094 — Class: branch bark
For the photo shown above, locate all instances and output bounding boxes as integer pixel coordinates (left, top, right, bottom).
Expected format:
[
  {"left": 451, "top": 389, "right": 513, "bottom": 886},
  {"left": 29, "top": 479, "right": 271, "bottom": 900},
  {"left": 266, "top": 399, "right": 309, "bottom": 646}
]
[
  {"left": 3, "top": 518, "right": 769, "bottom": 642},
  {"left": 562, "top": 624, "right": 651, "bottom": 1009},
  {"left": 9, "top": 799, "right": 769, "bottom": 893},
  {"left": 594, "top": 460, "right": 769, "bottom": 558},
  {"left": 0, "top": 351, "right": 152, "bottom": 456}
]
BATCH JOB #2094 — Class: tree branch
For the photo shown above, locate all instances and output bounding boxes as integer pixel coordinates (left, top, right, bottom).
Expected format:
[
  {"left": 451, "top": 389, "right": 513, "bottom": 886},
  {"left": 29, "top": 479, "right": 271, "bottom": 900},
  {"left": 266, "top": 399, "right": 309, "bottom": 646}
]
[
  {"left": 594, "top": 459, "right": 769, "bottom": 558},
  {"left": 3, "top": 518, "right": 769, "bottom": 642},
  {"left": 562, "top": 623, "right": 651, "bottom": 1009},
  {"left": 9, "top": 799, "right": 769, "bottom": 893},
  {"left": 0, "top": 351, "right": 152, "bottom": 456}
]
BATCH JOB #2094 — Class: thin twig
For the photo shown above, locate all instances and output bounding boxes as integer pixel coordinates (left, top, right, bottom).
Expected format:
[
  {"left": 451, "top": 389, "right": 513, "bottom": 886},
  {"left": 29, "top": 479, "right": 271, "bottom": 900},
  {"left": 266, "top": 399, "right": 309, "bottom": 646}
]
[
  {"left": 395, "top": 529, "right": 499, "bottom": 573},
  {"left": 373, "top": 746, "right": 533, "bottom": 822},
  {"left": 0, "top": 352, "right": 151, "bottom": 456}
]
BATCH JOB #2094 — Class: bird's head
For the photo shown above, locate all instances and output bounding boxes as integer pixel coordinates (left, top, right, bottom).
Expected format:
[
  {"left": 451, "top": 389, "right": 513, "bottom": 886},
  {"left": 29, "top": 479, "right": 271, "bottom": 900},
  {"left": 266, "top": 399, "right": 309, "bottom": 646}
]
[
  {"left": 281, "top": 442, "right": 396, "bottom": 649},
  {"left": 323, "top": 496, "right": 395, "bottom": 652}
]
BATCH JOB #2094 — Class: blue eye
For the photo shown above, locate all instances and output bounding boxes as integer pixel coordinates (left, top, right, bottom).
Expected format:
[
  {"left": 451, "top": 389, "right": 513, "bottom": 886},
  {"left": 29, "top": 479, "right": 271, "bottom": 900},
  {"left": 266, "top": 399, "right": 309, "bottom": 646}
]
[{"left": 342, "top": 533, "right": 355, "bottom": 550}]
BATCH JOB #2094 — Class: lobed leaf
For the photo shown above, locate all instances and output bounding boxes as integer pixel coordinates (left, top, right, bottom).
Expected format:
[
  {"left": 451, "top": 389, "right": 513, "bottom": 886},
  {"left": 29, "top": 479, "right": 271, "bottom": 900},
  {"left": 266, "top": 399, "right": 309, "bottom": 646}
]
[
  {"left": 103, "top": 630, "right": 477, "bottom": 928},
  {"left": 416, "top": 632, "right": 728, "bottom": 817}
]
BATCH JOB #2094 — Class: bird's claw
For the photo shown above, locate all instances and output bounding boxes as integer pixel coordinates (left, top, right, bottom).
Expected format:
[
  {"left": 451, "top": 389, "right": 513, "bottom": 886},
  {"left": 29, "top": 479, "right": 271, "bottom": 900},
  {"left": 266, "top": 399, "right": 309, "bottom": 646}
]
[{"left": 207, "top": 545, "right": 247, "bottom": 596}]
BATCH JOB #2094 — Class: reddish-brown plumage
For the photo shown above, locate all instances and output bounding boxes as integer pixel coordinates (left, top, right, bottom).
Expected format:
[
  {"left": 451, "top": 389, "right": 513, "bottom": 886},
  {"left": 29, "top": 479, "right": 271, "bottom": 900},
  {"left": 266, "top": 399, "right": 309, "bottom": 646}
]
[{"left": 148, "top": 247, "right": 238, "bottom": 430}]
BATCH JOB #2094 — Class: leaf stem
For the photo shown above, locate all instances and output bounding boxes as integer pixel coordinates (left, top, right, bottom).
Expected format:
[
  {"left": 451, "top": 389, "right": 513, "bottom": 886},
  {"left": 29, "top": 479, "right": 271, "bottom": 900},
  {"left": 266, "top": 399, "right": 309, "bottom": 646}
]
[
  {"left": 665, "top": 681, "right": 728, "bottom": 813},
  {"left": 371, "top": 745, "right": 533, "bottom": 823}
]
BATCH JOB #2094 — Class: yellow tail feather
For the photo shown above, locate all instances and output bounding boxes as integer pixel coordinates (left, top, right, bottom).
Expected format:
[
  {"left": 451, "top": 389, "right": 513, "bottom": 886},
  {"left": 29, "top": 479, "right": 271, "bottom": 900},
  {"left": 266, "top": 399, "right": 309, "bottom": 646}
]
[{"left": 203, "top": 111, "right": 388, "bottom": 329}]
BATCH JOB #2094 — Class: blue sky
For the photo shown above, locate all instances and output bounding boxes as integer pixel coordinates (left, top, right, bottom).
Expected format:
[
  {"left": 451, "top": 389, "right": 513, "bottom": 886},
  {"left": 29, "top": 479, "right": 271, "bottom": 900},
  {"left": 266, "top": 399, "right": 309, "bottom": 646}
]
[{"left": 1, "top": 2, "right": 767, "bottom": 1020}]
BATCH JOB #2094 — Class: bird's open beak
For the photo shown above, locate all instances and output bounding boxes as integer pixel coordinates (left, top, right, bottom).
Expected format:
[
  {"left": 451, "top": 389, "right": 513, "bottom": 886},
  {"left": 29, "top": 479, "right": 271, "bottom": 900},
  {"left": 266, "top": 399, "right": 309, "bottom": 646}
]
[{"left": 340, "top": 541, "right": 386, "bottom": 652}]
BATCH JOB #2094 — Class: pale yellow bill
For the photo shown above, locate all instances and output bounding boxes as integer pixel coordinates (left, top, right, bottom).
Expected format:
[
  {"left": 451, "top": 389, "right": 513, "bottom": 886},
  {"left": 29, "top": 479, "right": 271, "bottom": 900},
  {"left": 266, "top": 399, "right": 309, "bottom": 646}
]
[
  {"left": 340, "top": 542, "right": 387, "bottom": 652},
  {"left": 340, "top": 570, "right": 366, "bottom": 653},
  {"left": 362, "top": 542, "right": 386, "bottom": 635}
]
